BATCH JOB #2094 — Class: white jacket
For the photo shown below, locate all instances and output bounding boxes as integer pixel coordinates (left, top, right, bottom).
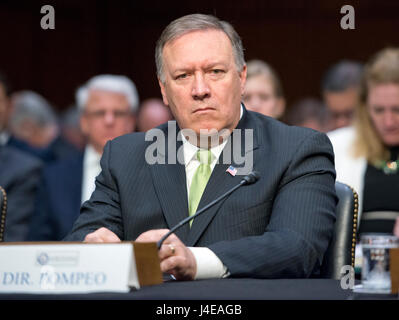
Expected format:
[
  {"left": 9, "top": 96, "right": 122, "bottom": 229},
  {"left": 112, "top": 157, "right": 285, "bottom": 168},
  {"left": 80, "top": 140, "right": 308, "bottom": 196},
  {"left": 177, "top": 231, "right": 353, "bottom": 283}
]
[{"left": 327, "top": 126, "right": 367, "bottom": 225}]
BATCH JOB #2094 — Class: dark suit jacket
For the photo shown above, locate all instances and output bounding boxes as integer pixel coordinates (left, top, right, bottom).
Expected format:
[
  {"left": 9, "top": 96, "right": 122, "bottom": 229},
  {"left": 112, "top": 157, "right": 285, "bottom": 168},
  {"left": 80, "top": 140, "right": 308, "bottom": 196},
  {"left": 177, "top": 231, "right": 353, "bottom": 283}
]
[
  {"left": 8, "top": 135, "right": 80, "bottom": 164},
  {"left": 65, "top": 108, "right": 337, "bottom": 278},
  {"left": 28, "top": 153, "right": 83, "bottom": 241},
  {"left": 0, "top": 146, "right": 42, "bottom": 241}
]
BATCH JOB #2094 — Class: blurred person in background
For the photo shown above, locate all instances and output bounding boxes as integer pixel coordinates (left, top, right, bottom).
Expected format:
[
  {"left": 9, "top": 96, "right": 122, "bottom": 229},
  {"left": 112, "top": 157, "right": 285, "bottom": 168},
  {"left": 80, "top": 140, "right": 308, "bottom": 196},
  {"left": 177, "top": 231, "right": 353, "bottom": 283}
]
[
  {"left": 284, "top": 97, "right": 329, "bottom": 132},
  {"left": 322, "top": 60, "right": 363, "bottom": 131},
  {"left": 0, "top": 72, "right": 13, "bottom": 145},
  {"left": 136, "top": 98, "right": 173, "bottom": 132},
  {"left": 60, "top": 106, "right": 86, "bottom": 151},
  {"left": 242, "top": 59, "right": 285, "bottom": 119},
  {"left": 28, "top": 74, "right": 138, "bottom": 240},
  {"left": 7, "top": 91, "right": 79, "bottom": 163},
  {"left": 328, "top": 48, "right": 399, "bottom": 238},
  {"left": 0, "top": 71, "right": 42, "bottom": 241}
]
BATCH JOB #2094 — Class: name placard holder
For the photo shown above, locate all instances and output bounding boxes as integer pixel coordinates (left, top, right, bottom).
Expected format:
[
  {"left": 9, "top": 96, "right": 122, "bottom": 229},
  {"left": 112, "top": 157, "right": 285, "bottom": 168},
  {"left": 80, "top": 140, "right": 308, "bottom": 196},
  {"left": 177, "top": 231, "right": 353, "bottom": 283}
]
[
  {"left": 390, "top": 248, "right": 399, "bottom": 294},
  {"left": 0, "top": 241, "right": 162, "bottom": 294}
]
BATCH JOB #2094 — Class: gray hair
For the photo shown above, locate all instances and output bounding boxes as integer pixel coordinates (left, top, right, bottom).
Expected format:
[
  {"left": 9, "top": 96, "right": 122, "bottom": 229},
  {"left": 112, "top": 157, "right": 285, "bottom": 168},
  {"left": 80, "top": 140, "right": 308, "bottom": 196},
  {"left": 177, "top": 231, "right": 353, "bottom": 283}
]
[
  {"left": 321, "top": 60, "right": 364, "bottom": 93},
  {"left": 61, "top": 105, "right": 80, "bottom": 129},
  {"left": 285, "top": 97, "right": 328, "bottom": 127},
  {"left": 155, "top": 14, "right": 245, "bottom": 83},
  {"left": 76, "top": 74, "right": 139, "bottom": 113},
  {"left": 9, "top": 90, "right": 57, "bottom": 129}
]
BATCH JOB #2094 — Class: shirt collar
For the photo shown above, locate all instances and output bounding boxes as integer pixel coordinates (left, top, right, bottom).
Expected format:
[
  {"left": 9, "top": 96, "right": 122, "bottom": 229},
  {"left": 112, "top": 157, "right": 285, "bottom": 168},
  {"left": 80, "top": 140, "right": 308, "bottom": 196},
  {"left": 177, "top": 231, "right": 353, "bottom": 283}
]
[{"left": 84, "top": 144, "right": 102, "bottom": 167}]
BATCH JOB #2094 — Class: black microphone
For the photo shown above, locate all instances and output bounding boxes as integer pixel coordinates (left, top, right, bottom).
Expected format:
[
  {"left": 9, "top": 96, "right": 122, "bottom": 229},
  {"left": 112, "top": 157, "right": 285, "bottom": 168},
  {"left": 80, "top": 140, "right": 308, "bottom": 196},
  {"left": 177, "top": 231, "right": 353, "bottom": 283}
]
[{"left": 157, "top": 171, "right": 260, "bottom": 249}]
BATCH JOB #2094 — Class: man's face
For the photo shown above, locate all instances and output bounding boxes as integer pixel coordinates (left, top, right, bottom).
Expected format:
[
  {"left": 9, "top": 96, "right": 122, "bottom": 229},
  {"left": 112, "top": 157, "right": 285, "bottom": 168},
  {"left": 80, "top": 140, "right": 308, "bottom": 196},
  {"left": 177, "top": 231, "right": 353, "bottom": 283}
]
[
  {"left": 243, "top": 75, "right": 284, "bottom": 118},
  {"left": 159, "top": 29, "right": 246, "bottom": 140},
  {"left": 367, "top": 83, "right": 399, "bottom": 147},
  {"left": 80, "top": 90, "right": 135, "bottom": 153},
  {"left": 324, "top": 87, "right": 359, "bottom": 130},
  {"left": 137, "top": 99, "right": 173, "bottom": 132}
]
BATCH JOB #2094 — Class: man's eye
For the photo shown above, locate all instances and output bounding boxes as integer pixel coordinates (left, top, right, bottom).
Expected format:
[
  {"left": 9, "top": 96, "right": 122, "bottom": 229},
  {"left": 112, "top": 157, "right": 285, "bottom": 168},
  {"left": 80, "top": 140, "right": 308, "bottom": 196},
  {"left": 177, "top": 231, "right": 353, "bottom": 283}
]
[
  {"left": 211, "top": 69, "right": 224, "bottom": 74},
  {"left": 176, "top": 74, "right": 187, "bottom": 79},
  {"left": 373, "top": 107, "right": 384, "bottom": 114},
  {"left": 259, "top": 94, "right": 271, "bottom": 101},
  {"left": 392, "top": 107, "right": 399, "bottom": 114}
]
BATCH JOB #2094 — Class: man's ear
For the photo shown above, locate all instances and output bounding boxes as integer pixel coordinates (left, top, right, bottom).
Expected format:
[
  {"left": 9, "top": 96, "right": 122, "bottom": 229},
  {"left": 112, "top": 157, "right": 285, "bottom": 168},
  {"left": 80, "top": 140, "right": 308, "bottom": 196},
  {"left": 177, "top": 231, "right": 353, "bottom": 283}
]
[
  {"left": 158, "top": 78, "right": 169, "bottom": 106},
  {"left": 128, "top": 114, "right": 136, "bottom": 132},
  {"left": 79, "top": 114, "right": 89, "bottom": 137},
  {"left": 239, "top": 65, "right": 247, "bottom": 95}
]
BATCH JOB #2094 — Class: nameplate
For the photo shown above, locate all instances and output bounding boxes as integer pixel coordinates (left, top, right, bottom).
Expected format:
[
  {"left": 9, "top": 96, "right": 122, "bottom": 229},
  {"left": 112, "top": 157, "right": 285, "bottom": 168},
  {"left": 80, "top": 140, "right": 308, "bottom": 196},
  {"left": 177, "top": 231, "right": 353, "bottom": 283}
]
[{"left": 0, "top": 242, "right": 162, "bottom": 294}]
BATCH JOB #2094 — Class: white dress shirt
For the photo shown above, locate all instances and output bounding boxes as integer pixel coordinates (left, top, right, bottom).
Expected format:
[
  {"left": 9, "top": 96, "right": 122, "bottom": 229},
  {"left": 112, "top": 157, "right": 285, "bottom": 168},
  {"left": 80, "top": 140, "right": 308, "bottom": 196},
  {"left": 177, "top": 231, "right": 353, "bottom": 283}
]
[
  {"left": 184, "top": 105, "right": 243, "bottom": 279},
  {"left": 81, "top": 144, "right": 102, "bottom": 204}
]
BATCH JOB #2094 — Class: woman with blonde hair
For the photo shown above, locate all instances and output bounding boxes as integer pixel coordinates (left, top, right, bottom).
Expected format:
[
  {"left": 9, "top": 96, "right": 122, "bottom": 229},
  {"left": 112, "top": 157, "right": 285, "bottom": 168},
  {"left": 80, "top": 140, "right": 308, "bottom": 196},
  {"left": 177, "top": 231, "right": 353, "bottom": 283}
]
[
  {"left": 328, "top": 48, "right": 399, "bottom": 236},
  {"left": 242, "top": 59, "right": 286, "bottom": 119}
]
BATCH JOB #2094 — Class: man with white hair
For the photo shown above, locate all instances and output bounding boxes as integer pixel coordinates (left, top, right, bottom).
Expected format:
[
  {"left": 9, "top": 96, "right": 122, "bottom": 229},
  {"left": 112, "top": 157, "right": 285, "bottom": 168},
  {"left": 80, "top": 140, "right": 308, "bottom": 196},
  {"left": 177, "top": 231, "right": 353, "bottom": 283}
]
[{"left": 28, "top": 74, "right": 138, "bottom": 240}]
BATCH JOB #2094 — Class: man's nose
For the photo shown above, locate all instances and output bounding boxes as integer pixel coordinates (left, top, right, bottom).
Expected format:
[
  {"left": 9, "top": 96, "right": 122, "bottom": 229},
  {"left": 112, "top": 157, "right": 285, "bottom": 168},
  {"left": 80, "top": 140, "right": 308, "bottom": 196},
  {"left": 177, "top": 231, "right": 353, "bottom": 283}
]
[
  {"left": 246, "top": 96, "right": 261, "bottom": 110},
  {"left": 191, "top": 73, "right": 210, "bottom": 100},
  {"left": 104, "top": 111, "right": 115, "bottom": 125}
]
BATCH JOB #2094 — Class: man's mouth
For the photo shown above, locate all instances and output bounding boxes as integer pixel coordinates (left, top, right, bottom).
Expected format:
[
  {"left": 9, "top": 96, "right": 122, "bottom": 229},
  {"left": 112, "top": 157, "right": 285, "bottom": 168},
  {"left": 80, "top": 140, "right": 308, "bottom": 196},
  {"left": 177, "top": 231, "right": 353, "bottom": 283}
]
[{"left": 194, "top": 107, "right": 215, "bottom": 113}]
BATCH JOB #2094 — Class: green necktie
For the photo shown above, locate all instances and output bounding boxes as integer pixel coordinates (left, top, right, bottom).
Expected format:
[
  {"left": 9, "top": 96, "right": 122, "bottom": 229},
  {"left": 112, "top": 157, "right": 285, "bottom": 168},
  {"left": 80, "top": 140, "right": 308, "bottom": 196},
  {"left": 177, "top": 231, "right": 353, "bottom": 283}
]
[{"left": 188, "top": 149, "right": 214, "bottom": 225}]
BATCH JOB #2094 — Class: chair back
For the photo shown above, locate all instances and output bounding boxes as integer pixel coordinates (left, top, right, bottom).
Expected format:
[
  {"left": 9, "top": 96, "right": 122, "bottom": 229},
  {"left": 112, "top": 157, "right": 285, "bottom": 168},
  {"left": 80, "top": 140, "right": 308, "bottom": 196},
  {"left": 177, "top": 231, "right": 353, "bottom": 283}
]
[{"left": 320, "top": 181, "right": 358, "bottom": 279}]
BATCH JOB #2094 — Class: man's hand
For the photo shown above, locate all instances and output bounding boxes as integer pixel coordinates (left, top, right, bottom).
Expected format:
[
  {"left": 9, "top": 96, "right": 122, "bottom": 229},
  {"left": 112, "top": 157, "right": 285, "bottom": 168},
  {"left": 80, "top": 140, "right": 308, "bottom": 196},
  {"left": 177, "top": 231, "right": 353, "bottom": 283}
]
[
  {"left": 135, "top": 229, "right": 197, "bottom": 281},
  {"left": 84, "top": 227, "right": 121, "bottom": 243}
]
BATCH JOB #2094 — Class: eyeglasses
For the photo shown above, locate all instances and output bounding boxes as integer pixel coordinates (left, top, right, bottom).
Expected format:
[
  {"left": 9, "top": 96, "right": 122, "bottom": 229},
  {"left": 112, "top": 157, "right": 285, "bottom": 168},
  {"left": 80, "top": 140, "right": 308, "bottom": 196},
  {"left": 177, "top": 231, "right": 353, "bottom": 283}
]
[{"left": 84, "top": 110, "right": 132, "bottom": 119}]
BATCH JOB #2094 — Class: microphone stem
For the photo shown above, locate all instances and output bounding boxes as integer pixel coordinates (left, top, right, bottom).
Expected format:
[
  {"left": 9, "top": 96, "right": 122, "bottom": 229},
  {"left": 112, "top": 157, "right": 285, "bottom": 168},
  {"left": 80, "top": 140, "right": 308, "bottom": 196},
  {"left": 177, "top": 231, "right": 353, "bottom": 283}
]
[{"left": 157, "top": 180, "right": 246, "bottom": 249}]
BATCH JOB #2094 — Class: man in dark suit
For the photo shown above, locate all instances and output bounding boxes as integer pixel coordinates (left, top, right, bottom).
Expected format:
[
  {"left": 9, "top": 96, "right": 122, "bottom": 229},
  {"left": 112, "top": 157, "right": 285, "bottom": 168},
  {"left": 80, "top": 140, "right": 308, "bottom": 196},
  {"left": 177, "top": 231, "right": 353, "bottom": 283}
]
[
  {"left": 65, "top": 14, "right": 337, "bottom": 281},
  {"left": 0, "top": 73, "right": 42, "bottom": 241},
  {"left": 28, "top": 75, "right": 138, "bottom": 240},
  {"left": 28, "top": 153, "right": 83, "bottom": 240},
  {"left": 0, "top": 146, "right": 42, "bottom": 241}
]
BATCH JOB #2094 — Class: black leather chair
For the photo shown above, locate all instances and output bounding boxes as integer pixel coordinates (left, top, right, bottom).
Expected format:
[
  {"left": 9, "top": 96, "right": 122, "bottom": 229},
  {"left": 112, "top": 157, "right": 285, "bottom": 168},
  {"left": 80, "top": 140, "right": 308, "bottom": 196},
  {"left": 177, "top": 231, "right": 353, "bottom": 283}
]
[
  {"left": 0, "top": 186, "right": 7, "bottom": 242},
  {"left": 320, "top": 181, "right": 358, "bottom": 279}
]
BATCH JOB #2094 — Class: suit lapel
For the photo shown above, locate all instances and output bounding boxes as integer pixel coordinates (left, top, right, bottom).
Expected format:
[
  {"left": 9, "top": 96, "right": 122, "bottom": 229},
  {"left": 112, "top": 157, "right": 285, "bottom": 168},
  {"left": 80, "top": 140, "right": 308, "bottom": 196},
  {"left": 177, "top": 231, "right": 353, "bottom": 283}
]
[
  {"left": 186, "top": 107, "right": 259, "bottom": 246},
  {"left": 185, "top": 159, "right": 242, "bottom": 246},
  {"left": 149, "top": 123, "right": 190, "bottom": 241},
  {"left": 150, "top": 162, "right": 190, "bottom": 241}
]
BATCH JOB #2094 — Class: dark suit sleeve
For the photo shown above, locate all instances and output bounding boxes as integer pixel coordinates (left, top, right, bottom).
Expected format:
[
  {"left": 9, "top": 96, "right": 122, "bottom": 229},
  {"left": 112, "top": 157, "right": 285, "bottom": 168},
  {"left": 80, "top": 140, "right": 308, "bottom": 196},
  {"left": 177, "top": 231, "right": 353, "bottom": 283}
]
[
  {"left": 64, "top": 141, "right": 124, "bottom": 241},
  {"left": 27, "top": 175, "right": 55, "bottom": 241},
  {"left": 4, "top": 160, "right": 42, "bottom": 241},
  {"left": 208, "top": 131, "right": 337, "bottom": 278}
]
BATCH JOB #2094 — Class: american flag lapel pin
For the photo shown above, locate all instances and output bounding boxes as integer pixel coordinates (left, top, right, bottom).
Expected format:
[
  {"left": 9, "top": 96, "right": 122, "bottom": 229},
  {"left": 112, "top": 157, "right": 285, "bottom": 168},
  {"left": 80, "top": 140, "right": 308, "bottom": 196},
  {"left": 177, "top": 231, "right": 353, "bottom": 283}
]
[{"left": 226, "top": 165, "right": 237, "bottom": 176}]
